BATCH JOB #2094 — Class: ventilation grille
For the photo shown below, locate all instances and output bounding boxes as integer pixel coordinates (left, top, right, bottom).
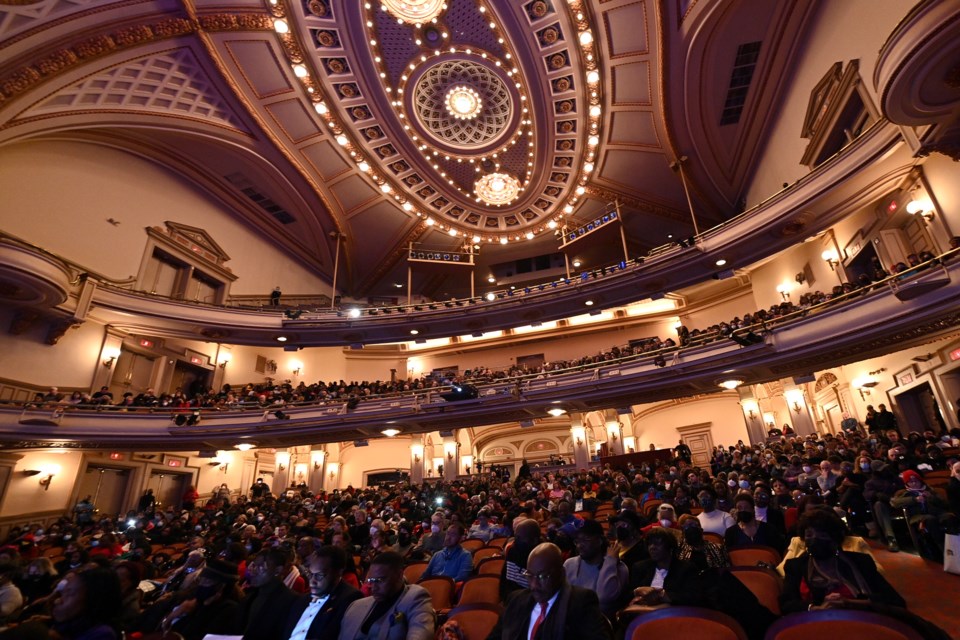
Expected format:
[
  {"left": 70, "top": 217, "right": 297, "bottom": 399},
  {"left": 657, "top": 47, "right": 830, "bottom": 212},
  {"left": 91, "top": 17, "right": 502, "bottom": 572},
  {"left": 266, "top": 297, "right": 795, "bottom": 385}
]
[
  {"left": 720, "top": 41, "right": 761, "bottom": 126},
  {"left": 225, "top": 173, "right": 296, "bottom": 224}
]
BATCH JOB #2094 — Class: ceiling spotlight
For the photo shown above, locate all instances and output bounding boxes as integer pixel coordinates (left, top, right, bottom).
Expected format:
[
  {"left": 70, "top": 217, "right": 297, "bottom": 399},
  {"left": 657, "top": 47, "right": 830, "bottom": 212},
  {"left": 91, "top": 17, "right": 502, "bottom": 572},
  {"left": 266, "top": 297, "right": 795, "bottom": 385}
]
[
  {"left": 410, "top": 329, "right": 419, "bottom": 335},
  {"left": 348, "top": 308, "right": 361, "bottom": 318},
  {"left": 585, "top": 300, "right": 594, "bottom": 306},
  {"left": 547, "top": 407, "right": 567, "bottom": 417},
  {"left": 276, "top": 336, "right": 287, "bottom": 342},
  {"left": 487, "top": 275, "right": 496, "bottom": 283},
  {"left": 485, "top": 292, "right": 496, "bottom": 301},
  {"left": 382, "top": 428, "right": 401, "bottom": 437},
  {"left": 715, "top": 258, "right": 727, "bottom": 266},
  {"left": 235, "top": 443, "right": 255, "bottom": 451}
]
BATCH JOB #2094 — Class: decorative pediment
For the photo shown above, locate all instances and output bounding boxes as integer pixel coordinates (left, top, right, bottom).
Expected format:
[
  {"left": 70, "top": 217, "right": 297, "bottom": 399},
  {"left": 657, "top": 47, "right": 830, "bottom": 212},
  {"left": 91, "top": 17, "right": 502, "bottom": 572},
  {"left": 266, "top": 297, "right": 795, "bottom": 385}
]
[
  {"left": 814, "top": 372, "right": 838, "bottom": 392},
  {"left": 801, "top": 62, "right": 843, "bottom": 139},
  {"left": 163, "top": 221, "right": 231, "bottom": 265}
]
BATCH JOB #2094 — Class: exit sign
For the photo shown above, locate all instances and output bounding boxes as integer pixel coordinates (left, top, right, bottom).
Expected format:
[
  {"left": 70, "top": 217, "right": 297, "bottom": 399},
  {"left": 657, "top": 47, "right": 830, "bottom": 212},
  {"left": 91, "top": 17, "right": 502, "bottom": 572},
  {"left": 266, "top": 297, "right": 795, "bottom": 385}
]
[
  {"left": 950, "top": 348, "right": 960, "bottom": 361},
  {"left": 167, "top": 459, "right": 182, "bottom": 467}
]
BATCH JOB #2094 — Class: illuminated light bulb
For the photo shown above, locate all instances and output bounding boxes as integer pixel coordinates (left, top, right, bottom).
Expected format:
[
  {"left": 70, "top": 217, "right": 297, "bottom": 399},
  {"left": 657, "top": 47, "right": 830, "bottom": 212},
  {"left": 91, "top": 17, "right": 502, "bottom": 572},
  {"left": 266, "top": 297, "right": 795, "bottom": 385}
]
[
  {"left": 293, "top": 65, "right": 308, "bottom": 78},
  {"left": 590, "top": 105, "right": 601, "bottom": 117},
  {"left": 273, "top": 19, "right": 289, "bottom": 34},
  {"left": 314, "top": 102, "right": 328, "bottom": 115},
  {"left": 336, "top": 134, "right": 349, "bottom": 146},
  {"left": 579, "top": 31, "right": 593, "bottom": 45},
  {"left": 587, "top": 70, "right": 600, "bottom": 83},
  {"left": 358, "top": 162, "right": 369, "bottom": 172},
  {"left": 500, "top": 237, "right": 508, "bottom": 244}
]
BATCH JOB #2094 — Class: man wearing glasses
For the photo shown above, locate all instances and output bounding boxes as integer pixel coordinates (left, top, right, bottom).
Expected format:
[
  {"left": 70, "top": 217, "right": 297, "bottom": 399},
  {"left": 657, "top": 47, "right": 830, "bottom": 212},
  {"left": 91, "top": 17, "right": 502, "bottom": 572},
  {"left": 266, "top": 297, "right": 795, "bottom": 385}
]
[
  {"left": 284, "top": 546, "right": 361, "bottom": 640},
  {"left": 486, "top": 543, "right": 611, "bottom": 639},
  {"left": 338, "top": 552, "right": 434, "bottom": 640}
]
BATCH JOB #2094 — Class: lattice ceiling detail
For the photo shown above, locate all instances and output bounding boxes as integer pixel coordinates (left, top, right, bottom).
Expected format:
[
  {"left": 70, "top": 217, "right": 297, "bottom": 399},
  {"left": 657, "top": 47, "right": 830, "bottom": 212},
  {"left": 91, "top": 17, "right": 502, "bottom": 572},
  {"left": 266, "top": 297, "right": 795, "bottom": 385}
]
[{"left": 32, "top": 49, "right": 242, "bottom": 128}]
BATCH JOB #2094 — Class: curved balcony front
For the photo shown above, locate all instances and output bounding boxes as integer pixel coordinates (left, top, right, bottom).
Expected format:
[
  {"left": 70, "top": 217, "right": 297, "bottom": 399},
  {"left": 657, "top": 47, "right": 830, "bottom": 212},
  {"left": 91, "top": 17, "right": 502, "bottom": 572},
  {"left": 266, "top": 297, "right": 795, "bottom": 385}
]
[{"left": 3, "top": 259, "right": 958, "bottom": 451}]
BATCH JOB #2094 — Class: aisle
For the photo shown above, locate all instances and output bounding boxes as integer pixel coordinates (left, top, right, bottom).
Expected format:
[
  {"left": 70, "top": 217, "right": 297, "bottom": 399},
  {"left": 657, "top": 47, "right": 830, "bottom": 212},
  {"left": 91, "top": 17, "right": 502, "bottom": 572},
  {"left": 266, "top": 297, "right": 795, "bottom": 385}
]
[{"left": 869, "top": 541, "right": 960, "bottom": 639}]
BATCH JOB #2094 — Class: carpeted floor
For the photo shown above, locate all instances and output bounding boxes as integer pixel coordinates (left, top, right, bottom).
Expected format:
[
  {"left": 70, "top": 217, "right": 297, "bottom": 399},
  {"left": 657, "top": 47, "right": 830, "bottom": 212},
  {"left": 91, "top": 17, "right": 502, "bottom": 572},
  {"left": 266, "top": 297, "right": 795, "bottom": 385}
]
[{"left": 869, "top": 540, "right": 960, "bottom": 639}]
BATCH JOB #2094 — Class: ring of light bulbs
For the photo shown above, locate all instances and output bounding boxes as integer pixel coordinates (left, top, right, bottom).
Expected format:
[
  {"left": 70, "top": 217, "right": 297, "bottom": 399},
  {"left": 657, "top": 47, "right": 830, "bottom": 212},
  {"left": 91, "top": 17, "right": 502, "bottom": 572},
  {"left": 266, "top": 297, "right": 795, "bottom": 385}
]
[{"left": 268, "top": 0, "right": 604, "bottom": 245}]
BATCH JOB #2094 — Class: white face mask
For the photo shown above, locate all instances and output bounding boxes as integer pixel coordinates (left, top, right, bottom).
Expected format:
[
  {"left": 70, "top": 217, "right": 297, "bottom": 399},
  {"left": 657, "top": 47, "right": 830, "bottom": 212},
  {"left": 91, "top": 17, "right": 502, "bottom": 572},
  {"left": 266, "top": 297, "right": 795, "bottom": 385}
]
[
  {"left": 369, "top": 527, "right": 379, "bottom": 536},
  {"left": 431, "top": 524, "right": 440, "bottom": 533},
  {"left": 659, "top": 518, "right": 672, "bottom": 528}
]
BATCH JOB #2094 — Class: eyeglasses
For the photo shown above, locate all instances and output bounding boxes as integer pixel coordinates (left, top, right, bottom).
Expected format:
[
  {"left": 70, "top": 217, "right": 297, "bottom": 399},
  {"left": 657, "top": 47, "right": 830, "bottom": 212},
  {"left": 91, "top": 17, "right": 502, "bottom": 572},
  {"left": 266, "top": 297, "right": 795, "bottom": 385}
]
[
  {"left": 307, "top": 572, "right": 328, "bottom": 581},
  {"left": 364, "top": 576, "right": 388, "bottom": 585},
  {"left": 520, "top": 570, "right": 553, "bottom": 582}
]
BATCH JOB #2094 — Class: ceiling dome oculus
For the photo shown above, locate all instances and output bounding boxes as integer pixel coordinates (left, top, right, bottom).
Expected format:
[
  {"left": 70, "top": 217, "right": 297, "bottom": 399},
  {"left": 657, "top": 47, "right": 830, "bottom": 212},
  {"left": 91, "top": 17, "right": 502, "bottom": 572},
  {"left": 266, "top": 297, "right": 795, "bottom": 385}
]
[
  {"left": 408, "top": 57, "right": 517, "bottom": 152},
  {"left": 445, "top": 85, "right": 482, "bottom": 120},
  {"left": 475, "top": 172, "right": 520, "bottom": 206}
]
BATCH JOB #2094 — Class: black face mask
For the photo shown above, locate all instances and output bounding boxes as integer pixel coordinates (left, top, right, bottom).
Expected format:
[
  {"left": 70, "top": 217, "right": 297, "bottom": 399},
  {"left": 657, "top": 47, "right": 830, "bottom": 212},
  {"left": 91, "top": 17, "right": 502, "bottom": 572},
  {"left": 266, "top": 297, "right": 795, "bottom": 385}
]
[
  {"left": 806, "top": 539, "right": 837, "bottom": 559},
  {"left": 615, "top": 526, "right": 631, "bottom": 541},
  {"left": 683, "top": 528, "right": 704, "bottom": 547},
  {"left": 737, "top": 510, "right": 755, "bottom": 524}
]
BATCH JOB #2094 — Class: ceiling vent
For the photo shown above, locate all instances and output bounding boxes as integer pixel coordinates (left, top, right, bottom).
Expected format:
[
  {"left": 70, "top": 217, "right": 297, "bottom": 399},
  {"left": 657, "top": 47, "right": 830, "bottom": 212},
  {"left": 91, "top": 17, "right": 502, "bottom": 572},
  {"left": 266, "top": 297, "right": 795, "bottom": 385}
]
[{"left": 225, "top": 173, "right": 297, "bottom": 225}]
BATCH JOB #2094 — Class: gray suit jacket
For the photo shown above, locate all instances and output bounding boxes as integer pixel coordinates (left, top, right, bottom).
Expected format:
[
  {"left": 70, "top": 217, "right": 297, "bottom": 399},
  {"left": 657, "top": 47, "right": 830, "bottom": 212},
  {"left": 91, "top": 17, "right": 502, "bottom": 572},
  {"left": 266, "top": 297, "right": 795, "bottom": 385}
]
[{"left": 337, "top": 584, "right": 435, "bottom": 640}]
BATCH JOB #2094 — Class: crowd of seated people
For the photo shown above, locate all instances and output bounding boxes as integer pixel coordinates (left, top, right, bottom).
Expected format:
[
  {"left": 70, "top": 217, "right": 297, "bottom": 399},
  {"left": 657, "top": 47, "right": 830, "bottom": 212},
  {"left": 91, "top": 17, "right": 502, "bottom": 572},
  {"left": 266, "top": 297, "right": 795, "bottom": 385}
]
[
  {"left": 0, "top": 421, "right": 958, "bottom": 638},
  {"left": 21, "top": 254, "right": 939, "bottom": 417}
]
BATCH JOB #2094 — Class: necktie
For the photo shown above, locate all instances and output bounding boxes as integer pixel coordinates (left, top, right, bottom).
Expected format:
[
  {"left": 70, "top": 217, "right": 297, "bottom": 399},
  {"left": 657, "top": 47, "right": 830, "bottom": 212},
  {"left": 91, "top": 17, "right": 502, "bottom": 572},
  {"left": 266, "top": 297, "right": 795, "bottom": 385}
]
[{"left": 530, "top": 603, "right": 547, "bottom": 640}]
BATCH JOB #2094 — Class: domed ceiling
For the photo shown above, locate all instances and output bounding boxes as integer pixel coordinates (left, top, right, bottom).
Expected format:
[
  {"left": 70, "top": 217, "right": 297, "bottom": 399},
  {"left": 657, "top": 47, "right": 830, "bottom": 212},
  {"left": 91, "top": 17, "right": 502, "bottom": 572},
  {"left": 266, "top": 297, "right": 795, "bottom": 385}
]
[{"left": 0, "top": 0, "right": 817, "bottom": 299}]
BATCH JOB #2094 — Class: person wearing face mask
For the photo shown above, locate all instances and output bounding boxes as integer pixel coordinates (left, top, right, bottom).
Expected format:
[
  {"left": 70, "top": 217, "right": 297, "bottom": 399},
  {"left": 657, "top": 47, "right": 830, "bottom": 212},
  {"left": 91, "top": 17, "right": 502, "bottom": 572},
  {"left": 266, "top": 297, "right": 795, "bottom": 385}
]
[
  {"left": 724, "top": 493, "right": 785, "bottom": 554},
  {"left": 564, "top": 519, "right": 628, "bottom": 617},
  {"left": 677, "top": 515, "right": 729, "bottom": 571},
  {"left": 753, "top": 486, "right": 787, "bottom": 539},
  {"left": 411, "top": 514, "right": 445, "bottom": 558},
  {"left": 641, "top": 504, "right": 680, "bottom": 536},
  {"left": 159, "top": 558, "right": 243, "bottom": 640},
  {"left": 241, "top": 548, "right": 302, "bottom": 640},
  {"left": 696, "top": 487, "right": 735, "bottom": 536},
  {"left": 891, "top": 470, "right": 951, "bottom": 559},
  {"left": 780, "top": 508, "right": 904, "bottom": 615},
  {"left": 625, "top": 529, "right": 703, "bottom": 613}
]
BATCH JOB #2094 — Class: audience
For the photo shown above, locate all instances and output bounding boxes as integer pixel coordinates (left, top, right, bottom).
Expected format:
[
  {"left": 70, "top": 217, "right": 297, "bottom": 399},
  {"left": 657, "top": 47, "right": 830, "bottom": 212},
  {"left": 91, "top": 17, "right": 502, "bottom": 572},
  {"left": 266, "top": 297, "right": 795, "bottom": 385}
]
[{"left": 0, "top": 421, "right": 956, "bottom": 640}]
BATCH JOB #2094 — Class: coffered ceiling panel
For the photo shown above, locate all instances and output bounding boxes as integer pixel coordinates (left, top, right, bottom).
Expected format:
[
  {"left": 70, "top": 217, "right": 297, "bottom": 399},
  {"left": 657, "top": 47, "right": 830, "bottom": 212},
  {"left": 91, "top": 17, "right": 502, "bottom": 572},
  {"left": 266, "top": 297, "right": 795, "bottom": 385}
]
[
  {"left": 612, "top": 61, "right": 652, "bottom": 106},
  {"left": 609, "top": 111, "right": 660, "bottom": 147},
  {"left": 224, "top": 39, "right": 294, "bottom": 98},
  {"left": 603, "top": 1, "right": 649, "bottom": 58},
  {"left": 302, "top": 139, "right": 351, "bottom": 181},
  {"left": 265, "top": 98, "right": 321, "bottom": 142}
]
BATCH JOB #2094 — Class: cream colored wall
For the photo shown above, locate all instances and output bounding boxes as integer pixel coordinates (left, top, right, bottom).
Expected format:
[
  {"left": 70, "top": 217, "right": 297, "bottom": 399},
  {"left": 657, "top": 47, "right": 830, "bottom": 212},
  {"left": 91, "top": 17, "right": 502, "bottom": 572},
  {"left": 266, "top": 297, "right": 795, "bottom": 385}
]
[
  {"left": 408, "top": 316, "right": 679, "bottom": 376},
  {"left": 680, "top": 289, "right": 755, "bottom": 330},
  {"left": 744, "top": 0, "right": 912, "bottom": 207},
  {"left": 344, "top": 352, "right": 407, "bottom": 384},
  {"left": 221, "top": 344, "right": 347, "bottom": 388},
  {"left": 3, "top": 450, "right": 84, "bottom": 517},
  {"left": 0, "top": 140, "right": 330, "bottom": 295},
  {"left": 0, "top": 308, "right": 106, "bottom": 388},
  {"left": 749, "top": 240, "right": 842, "bottom": 310},
  {"left": 630, "top": 393, "right": 749, "bottom": 451},
  {"left": 338, "top": 438, "right": 416, "bottom": 489},
  {"left": 923, "top": 154, "right": 960, "bottom": 237}
]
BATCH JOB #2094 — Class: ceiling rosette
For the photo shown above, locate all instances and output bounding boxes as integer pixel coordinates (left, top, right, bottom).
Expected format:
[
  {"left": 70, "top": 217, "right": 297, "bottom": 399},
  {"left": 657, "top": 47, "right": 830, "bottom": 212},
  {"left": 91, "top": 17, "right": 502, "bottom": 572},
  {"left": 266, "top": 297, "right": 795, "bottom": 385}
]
[{"left": 276, "top": 0, "right": 603, "bottom": 244}]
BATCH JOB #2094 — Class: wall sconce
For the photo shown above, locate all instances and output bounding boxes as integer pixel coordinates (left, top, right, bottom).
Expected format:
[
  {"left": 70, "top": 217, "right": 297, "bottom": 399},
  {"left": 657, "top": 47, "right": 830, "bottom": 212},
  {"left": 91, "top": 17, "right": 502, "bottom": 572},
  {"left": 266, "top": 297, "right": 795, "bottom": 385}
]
[
  {"left": 413, "top": 454, "right": 421, "bottom": 463},
  {"left": 447, "top": 451, "right": 454, "bottom": 460},
  {"left": 791, "top": 401, "right": 802, "bottom": 413},
  {"left": 785, "top": 389, "right": 805, "bottom": 415},
  {"left": 292, "top": 367, "right": 301, "bottom": 376},
  {"left": 575, "top": 437, "right": 584, "bottom": 447},
  {"left": 776, "top": 283, "right": 791, "bottom": 301},
  {"left": 102, "top": 346, "right": 121, "bottom": 369},
  {"left": 25, "top": 464, "right": 60, "bottom": 490},
  {"left": 327, "top": 462, "right": 339, "bottom": 482},
  {"left": 795, "top": 272, "right": 806, "bottom": 285},
  {"left": 218, "top": 353, "right": 232, "bottom": 369},
  {"left": 906, "top": 198, "right": 934, "bottom": 222},
  {"left": 821, "top": 249, "right": 840, "bottom": 271},
  {"left": 852, "top": 376, "right": 878, "bottom": 400},
  {"left": 275, "top": 451, "right": 290, "bottom": 471},
  {"left": 311, "top": 450, "right": 325, "bottom": 471},
  {"left": 609, "top": 431, "right": 618, "bottom": 441},
  {"left": 411, "top": 444, "right": 424, "bottom": 465}
]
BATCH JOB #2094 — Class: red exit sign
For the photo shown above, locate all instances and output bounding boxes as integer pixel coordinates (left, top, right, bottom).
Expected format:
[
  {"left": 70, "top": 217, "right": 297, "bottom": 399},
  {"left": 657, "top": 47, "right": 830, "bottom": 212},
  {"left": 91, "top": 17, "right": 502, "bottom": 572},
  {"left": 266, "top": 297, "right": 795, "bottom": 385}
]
[
  {"left": 950, "top": 348, "right": 960, "bottom": 361},
  {"left": 140, "top": 339, "right": 154, "bottom": 348},
  {"left": 167, "top": 459, "right": 182, "bottom": 467},
  {"left": 190, "top": 356, "right": 203, "bottom": 365}
]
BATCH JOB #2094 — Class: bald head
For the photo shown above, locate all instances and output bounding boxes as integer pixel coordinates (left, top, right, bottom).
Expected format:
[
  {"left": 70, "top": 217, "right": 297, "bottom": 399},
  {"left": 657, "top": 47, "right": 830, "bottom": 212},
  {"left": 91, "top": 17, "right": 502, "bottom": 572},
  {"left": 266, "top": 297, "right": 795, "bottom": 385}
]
[
  {"left": 527, "top": 543, "right": 564, "bottom": 603},
  {"left": 515, "top": 519, "right": 541, "bottom": 546}
]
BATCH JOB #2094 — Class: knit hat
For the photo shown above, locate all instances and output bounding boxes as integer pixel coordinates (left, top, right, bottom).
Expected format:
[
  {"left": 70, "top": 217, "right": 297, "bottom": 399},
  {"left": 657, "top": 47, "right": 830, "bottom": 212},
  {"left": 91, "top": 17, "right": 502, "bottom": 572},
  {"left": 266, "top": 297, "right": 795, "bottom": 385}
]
[{"left": 901, "top": 470, "right": 922, "bottom": 485}]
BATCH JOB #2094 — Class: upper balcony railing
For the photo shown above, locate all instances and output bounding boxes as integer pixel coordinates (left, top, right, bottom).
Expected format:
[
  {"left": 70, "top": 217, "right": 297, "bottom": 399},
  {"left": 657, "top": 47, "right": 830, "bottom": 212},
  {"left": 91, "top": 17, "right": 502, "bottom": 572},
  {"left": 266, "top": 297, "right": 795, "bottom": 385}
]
[{"left": 3, "top": 250, "right": 957, "bottom": 450}]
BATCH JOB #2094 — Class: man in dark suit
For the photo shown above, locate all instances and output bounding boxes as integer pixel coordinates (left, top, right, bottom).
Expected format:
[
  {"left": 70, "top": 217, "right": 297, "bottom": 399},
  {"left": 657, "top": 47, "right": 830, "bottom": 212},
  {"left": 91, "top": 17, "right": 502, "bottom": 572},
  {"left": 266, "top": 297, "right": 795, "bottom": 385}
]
[
  {"left": 283, "top": 545, "right": 362, "bottom": 640},
  {"left": 337, "top": 552, "right": 434, "bottom": 640},
  {"left": 486, "top": 542, "right": 611, "bottom": 640},
  {"left": 243, "top": 548, "right": 303, "bottom": 640}
]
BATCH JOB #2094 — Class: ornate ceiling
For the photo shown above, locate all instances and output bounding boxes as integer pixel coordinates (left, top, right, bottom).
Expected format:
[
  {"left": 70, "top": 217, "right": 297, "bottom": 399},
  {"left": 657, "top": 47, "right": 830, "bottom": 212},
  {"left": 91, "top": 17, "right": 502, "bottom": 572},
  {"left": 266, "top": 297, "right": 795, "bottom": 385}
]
[{"left": 0, "top": 0, "right": 822, "bottom": 299}]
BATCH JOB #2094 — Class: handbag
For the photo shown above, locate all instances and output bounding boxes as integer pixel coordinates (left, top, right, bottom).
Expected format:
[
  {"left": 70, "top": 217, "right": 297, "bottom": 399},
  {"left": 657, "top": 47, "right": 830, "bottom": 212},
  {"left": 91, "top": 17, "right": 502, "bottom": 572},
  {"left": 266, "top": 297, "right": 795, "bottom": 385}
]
[{"left": 944, "top": 533, "right": 960, "bottom": 575}]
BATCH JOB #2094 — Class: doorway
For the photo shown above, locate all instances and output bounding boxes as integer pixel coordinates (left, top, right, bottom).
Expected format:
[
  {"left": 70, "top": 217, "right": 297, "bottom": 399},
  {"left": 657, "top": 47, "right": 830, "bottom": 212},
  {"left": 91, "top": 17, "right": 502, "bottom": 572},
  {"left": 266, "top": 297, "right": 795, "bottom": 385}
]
[
  {"left": 110, "top": 350, "right": 156, "bottom": 399},
  {"left": 146, "top": 471, "right": 190, "bottom": 511},
  {"left": 894, "top": 382, "right": 947, "bottom": 434},
  {"left": 170, "top": 360, "right": 211, "bottom": 398},
  {"left": 676, "top": 422, "right": 715, "bottom": 468},
  {"left": 76, "top": 466, "right": 133, "bottom": 519}
]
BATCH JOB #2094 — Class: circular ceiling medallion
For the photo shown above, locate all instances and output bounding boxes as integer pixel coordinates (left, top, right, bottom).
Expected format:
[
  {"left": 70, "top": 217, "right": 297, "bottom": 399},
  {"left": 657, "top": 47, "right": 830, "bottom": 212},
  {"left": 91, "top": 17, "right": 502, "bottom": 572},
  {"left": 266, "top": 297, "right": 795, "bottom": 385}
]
[
  {"left": 475, "top": 172, "right": 520, "bottom": 206},
  {"left": 409, "top": 58, "right": 514, "bottom": 151},
  {"left": 380, "top": 0, "right": 446, "bottom": 24},
  {"left": 445, "top": 85, "right": 482, "bottom": 120}
]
